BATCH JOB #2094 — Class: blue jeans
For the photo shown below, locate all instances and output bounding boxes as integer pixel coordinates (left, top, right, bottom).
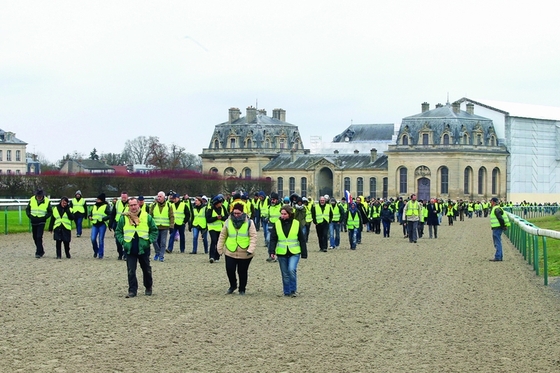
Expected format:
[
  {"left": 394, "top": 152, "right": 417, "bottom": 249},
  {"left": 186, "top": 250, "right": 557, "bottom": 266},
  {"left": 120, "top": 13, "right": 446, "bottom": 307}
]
[
  {"left": 91, "top": 224, "right": 107, "bottom": 258},
  {"left": 329, "top": 222, "right": 341, "bottom": 247},
  {"left": 348, "top": 229, "right": 357, "bottom": 249},
  {"left": 492, "top": 228, "right": 504, "bottom": 260},
  {"left": 167, "top": 224, "right": 186, "bottom": 252},
  {"left": 277, "top": 254, "right": 300, "bottom": 295},
  {"left": 261, "top": 218, "right": 269, "bottom": 243},
  {"left": 192, "top": 227, "right": 208, "bottom": 254},
  {"left": 75, "top": 216, "right": 84, "bottom": 236}
]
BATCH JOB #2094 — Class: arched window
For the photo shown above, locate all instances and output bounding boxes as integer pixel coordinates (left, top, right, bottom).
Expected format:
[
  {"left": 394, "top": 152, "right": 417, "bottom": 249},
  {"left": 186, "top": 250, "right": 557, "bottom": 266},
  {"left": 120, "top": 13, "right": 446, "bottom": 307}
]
[
  {"left": 477, "top": 134, "right": 483, "bottom": 145},
  {"left": 441, "top": 167, "right": 449, "bottom": 194},
  {"left": 369, "top": 177, "right": 377, "bottom": 198},
  {"left": 490, "top": 136, "right": 496, "bottom": 146},
  {"left": 230, "top": 138, "right": 236, "bottom": 149},
  {"left": 357, "top": 177, "right": 364, "bottom": 196},
  {"left": 464, "top": 167, "right": 471, "bottom": 194},
  {"left": 344, "top": 177, "right": 351, "bottom": 193},
  {"left": 289, "top": 177, "right": 295, "bottom": 195},
  {"left": 214, "top": 139, "right": 219, "bottom": 149},
  {"left": 443, "top": 134, "right": 450, "bottom": 145},
  {"left": 492, "top": 168, "right": 499, "bottom": 194},
  {"left": 301, "top": 177, "right": 307, "bottom": 197},
  {"left": 244, "top": 168, "right": 251, "bottom": 179},
  {"left": 399, "top": 168, "right": 408, "bottom": 194},
  {"left": 402, "top": 135, "right": 408, "bottom": 145},
  {"left": 382, "top": 177, "right": 388, "bottom": 199},
  {"left": 277, "top": 177, "right": 284, "bottom": 199},
  {"left": 478, "top": 167, "right": 486, "bottom": 194},
  {"left": 422, "top": 133, "right": 429, "bottom": 145},
  {"left": 210, "top": 167, "right": 218, "bottom": 174},
  {"left": 463, "top": 134, "right": 469, "bottom": 145}
]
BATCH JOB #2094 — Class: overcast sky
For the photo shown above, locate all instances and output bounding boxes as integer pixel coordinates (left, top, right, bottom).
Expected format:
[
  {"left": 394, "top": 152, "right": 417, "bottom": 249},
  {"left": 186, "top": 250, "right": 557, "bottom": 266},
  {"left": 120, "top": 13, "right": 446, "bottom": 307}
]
[{"left": 2, "top": 0, "right": 559, "bottom": 163}]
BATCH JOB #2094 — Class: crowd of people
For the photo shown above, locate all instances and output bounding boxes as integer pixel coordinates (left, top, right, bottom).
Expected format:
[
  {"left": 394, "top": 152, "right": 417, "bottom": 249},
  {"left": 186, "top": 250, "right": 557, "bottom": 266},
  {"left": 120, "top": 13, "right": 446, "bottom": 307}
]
[{"left": 26, "top": 188, "right": 548, "bottom": 297}]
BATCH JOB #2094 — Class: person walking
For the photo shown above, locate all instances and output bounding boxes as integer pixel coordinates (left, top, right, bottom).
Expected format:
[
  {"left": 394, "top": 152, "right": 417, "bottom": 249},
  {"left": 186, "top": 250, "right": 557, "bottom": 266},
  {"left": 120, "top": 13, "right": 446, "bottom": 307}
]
[
  {"left": 115, "top": 198, "right": 158, "bottom": 298},
  {"left": 346, "top": 202, "right": 362, "bottom": 249},
  {"left": 89, "top": 193, "right": 111, "bottom": 259},
  {"left": 489, "top": 197, "right": 510, "bottom": 262},
  {"left": 328, "top": 197, "right": 342, "bottom": 249},
  {"left": 167, "top": 193, "right": 187, "bottom": 254},
  {"left": 266, "top": 192, "right": 282, "bottom": 261},
  {"left": 403, "top": 194, "right": 421, "bottom": 243},
  {"left": 206, "top": 194, "right": 228, "bottom": 263},
  {"left": 150, "top": 191, "right": 174, "bottom": 262},
  {"left": 48, "top": 196, "right": 74, "bottom": 259},
  {"left": 269, "top": 205, "right": 307, "bottom": 297},
  {"left": 217, "top": 203, "right": 257, "bottom": 295},
  {"left": 312, "top": 196, "right": 332, "bottom": 252},
  {"left": 190, "top": 196, "right": 209, "bottom": 254},
  {"left": 26, "top": 189, "right": 53, "bottom": 258},
  {"left": 380, "top": 202, "right": 394, "bottom": 238},
  {"left": 109, "top": 191, "right": 129, "bottom": 260},
  {"left": 69, "top": 190, "right": 87, "bottom": 238}
]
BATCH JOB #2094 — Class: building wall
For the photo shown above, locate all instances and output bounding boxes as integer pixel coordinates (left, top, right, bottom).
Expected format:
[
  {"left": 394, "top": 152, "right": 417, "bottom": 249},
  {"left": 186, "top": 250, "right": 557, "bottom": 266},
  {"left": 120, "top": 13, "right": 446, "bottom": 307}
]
[{"left": 0, "top": 143, "right": 27, "bottom": 175}]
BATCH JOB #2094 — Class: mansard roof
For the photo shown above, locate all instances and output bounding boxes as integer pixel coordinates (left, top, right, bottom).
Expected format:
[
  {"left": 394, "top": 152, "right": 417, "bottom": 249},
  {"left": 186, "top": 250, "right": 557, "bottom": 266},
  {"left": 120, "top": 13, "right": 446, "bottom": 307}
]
[
  {"left": 262, "top": 153, "right": 388, "bottom": 171},
  {"left": 457, "top": 97, "right": 560, "bottom": 121},
  {"left": 332, "top": 124, "right": 394, "bottom": 142},
  {"left": 397, "top": 103, "right": 496, "bottom": 145},
  {"left": 0, "top": 129, "right": 27, "bottom": 144}
]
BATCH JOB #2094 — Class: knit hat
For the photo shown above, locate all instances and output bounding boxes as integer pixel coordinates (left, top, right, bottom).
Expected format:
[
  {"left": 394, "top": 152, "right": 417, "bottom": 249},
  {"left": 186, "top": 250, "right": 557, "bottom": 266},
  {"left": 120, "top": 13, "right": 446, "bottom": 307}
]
[
  {"left": 258, "top": 191, "right": 266, "bottom": 197},
  {"left": 35, "top": 189, "right": 44, "bottom": 197},
  {"left": 75, "top": 190, "right": 82, "bottom": 196},
  {"left": 270, "top": 192, "right": 279, "bottom": 200},
  {"left": 97, "top": 193, "right": 106, "bottom": 202}
]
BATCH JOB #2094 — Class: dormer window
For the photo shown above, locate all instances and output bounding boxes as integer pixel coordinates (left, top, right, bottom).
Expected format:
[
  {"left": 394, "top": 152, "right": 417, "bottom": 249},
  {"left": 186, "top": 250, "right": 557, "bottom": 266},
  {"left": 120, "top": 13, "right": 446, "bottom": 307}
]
[
  {"left": 230, "top": 138, "right": 236, "bottom": 149},
  {"left": 422, "top": 133, "right": 429, "bottom": 145},
  {"left": 443, "top": 134, "right": 450, "bottom": 145},
  {"left": 402, "top": 135, "right": 408, "bottom": 145}
]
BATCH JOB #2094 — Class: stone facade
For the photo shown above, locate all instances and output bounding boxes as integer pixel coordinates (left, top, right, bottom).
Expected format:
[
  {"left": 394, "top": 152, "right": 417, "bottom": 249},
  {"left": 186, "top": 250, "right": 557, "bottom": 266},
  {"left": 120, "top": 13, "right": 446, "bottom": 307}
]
[{"left": 0, "top": 129, "right": 27, "bottom": 175}]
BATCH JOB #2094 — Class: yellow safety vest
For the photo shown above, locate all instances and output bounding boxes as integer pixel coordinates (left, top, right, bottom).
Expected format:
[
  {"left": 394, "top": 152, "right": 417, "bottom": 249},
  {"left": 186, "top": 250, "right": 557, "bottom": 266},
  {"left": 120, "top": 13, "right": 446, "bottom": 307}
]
[
  {"left": 490, "top": 206, "right": 510, "bottom": 228},
  {"left": 268, "top": 204, "right": 282, "bottom": 224},
  {"left": 193, "top": 206, "right": 207, "bottom": 229},
  {"left": 406, "top": 201, "right": 419, "bottom": 216},
  {"left": 331, "top": 204, "right": 341, "bottom": 222},
  {"left": 52, "top": 207, "right": 72, "bottom": 230},
  {"left": 152, "top": 202, "right": 171, "bottom": 227},
  {"left": 314, "top": 203, "right": 331, "bottom": 223},
  {"left": 71, "top": 198, "right": 86, "bottom": 214},
  {"left": 29, "top": 196, "right": 50, "bottom": 217},
  {"left": 91, "top": 204, "right": 108, "bottom": 225},
  {"left": 122, "top": 214, "right": 150, "bottom": 242},
  {"left": 207, "top": 207, "right": 225, "bottom": 232},
  {"left": 275, "top": 220, "right": 301, "bottom": 255},
  {"left": 347, "top": 211, "right": 360, "bottom": 229},
  {"left": 171, "top": 202, "right": 185, "bottom": 225},
  {"left": 225, "top": 219, "right": 250, "bottom": 252}
]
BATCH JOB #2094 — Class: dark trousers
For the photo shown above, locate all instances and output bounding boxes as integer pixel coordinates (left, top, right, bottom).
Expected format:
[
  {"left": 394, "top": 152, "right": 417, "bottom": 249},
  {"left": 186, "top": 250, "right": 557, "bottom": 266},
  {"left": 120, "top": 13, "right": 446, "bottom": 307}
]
[
  {"left": 316, "top": 222, "right": 329, "bottom": 251},
  {"left": 225, "top": 255, "right": 253, "bottom": 292},
  {"left": 382, "top": 220, "right": 391, "bottom": 237},
  {"left": 126, "top": 251, "right": 152, "bottom": 296},
  {"left": 167, "top": 224, "right": 186, "bottom": 252},
  {"left": 32, "top": 224, "right": 46, "bottom": 256},
  {"left": 209, "top": 230, "right": 220, "bottom": 260},
  {"left": 372, "top": 218, "right": 381, "bottom": 234},
  {"left": 115, "top": 237, "right": 126, "bottom": 259},
  {"left": 55, "top": 240, "right": 71, "bottom": 258}
]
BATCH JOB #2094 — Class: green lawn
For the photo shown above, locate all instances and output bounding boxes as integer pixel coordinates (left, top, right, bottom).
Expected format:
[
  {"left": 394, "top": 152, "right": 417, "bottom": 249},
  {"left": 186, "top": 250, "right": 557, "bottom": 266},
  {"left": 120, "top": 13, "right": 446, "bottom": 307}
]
[
  {"left": 527, "top": 215, "right": 560, "bottom": 277},
  {"left": 1, "top": 209, "right": 91, "bottom": 234}
]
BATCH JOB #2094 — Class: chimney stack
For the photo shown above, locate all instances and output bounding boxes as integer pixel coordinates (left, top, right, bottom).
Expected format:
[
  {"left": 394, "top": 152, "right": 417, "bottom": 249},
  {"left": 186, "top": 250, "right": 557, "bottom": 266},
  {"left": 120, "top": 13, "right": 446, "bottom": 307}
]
[
  {"left": 435, "top": 103, "right": 443, "bottom": 108},
  {"left": 272, "top": 108, "right": 286, "bottom": 122},
  {"left": 452, "top": 101, "right": 461, "bottom": 114},
  {"left": 370, "top": 148, "right": 378, "bottom": 163},
  {"left": 228, "top": 107, "right": 241, "bottom": 123},
  {"left": 466, "top": 103, "right": 474, "bottom": 115},
  {"left": 421, "top": 102, "right": 430, "bottom": 113},
  {"left": 246, "top": 106, "right": 257, "bottom": 123}
]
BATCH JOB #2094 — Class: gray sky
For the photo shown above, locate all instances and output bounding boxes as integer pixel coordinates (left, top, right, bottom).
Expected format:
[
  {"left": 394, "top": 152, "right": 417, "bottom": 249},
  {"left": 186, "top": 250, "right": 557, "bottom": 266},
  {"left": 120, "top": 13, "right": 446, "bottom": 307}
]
[{"left": 2, "top": 0, "right": 559, "bottom": 163}]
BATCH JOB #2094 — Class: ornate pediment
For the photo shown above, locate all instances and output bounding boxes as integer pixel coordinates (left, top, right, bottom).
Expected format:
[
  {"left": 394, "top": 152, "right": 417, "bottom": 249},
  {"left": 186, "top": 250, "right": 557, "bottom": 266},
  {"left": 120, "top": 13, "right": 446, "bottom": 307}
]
[{"left": 415, "top": 165, "right": 431, "bottom": 177}]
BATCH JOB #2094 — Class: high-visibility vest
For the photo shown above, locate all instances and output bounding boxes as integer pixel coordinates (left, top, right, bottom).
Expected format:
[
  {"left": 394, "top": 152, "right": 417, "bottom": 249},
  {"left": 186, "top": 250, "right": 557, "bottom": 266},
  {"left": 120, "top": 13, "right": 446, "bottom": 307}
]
[
  {"left": 122, "top": 214, "right": 150, "bottom": 242},
  {"left": 52, "top": 207, "right": 71, "bottom": 230},
  {"left": 259, "top": 198, "right": 270, "bottom": 218},
  {"left": 314, "top": 203, "right": 331, "bottom": 223},
  {"left": 268, "top": 204, "right": 282, "bottom": 224},
  {"left": 490, "top": 206, "right": 510, "bottom": 228},
  {"left": 171, "top": 201, "right": 185, "bottom": 225},
  {"left": 370, "top": 205, "right": 381, "bottom": 218},
  {"left": 331, "top": 204, "right": 341, "bottom": 222},
  {"left": 225, "top": 219, "right": 250, "bottom": 252},
  {"left": 192, "top": 206, "right": 207, "bottom": 229},
  {"left": 207, "top": 207, "right": 225, "bottom": 232},
  {"left": 91, "top": 204, "right": 108, "bottom": 225},
  {"left": 71, "top": 198, "right": 86, "bottom": 214},
  {"left": 347, "top": 211, "right": 360, "bottom": 229},
  {"left": 115, "top": 200, "right": 129, "bottom": 216},
  {"left": 305, "top": 204, "right": 313, "bottom": 223},
  {"left": 152, "top": 202, "right": 171, "bottom": 227},
  {"left": 406, "top": 201, "right": 419, "bottom": 216},
  {"left": 29, "top": 196, "right": 50, "bottom": 217},
  {"left": 274, "top": 220, "right": 301, "bottom": 255}
]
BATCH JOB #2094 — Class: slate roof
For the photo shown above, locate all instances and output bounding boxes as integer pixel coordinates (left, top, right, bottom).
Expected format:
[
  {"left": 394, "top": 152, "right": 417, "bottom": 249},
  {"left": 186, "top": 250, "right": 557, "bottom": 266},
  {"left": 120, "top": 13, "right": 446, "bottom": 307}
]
[
  {"left": 396, "top": 103, "right": 497, "bottom": 145},
  {"left": 0, "top": 129, "right": 27, "bottom": 144},
  {"left": 74, "top": 159, "right": 115, "bottom": 170},
  {"left": 457, "top": 97, "right": 560, "bottom": 121},
  {"left": 332, "top": 124, "right": 394, "bottom": 142},
  {"left": 262, "top": 153, "right": 388, "bottom": 171}
]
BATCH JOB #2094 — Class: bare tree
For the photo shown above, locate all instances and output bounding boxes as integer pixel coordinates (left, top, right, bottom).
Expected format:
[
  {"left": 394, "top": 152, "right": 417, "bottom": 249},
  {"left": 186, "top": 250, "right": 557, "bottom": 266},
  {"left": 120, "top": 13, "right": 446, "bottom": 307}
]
[
  {"left": 146, "top": 137, "right": 168, "bottom": 169},
  {"left": 122, "top": 136, "right": 151, "bottom": 165},
  {"left": 181, "top": 153, "right": 202, "bottom": 171},
  {"left": 168, "top": 144, "right": 186, "bottom": 170},
  {"left": 100, "top": 152, "right": 126, "bottom": 166}
]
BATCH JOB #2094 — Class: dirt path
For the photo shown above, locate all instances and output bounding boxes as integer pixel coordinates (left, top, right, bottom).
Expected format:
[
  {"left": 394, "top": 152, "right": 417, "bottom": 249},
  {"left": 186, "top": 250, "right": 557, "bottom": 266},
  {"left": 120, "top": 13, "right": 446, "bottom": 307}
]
[{"left": 1, "top": 216, "right": 560, "bottom": 372}]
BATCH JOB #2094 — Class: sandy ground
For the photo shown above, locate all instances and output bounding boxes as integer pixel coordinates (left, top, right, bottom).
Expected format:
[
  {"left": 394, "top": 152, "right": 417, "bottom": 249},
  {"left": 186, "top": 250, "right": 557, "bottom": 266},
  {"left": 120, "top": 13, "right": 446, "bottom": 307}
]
[{"left": 1, "top": 217, "right": 560, "bottom": 373}]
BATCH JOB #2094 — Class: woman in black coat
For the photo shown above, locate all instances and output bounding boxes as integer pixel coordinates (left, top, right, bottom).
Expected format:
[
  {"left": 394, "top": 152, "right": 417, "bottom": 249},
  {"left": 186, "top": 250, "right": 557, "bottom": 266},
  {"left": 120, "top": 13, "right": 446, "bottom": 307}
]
[
  {"left": 425, "top": 199, "right": 440, "bottom": 239},
  {"left": 48, "top": 197, "right": 74, "bottom": 259}
]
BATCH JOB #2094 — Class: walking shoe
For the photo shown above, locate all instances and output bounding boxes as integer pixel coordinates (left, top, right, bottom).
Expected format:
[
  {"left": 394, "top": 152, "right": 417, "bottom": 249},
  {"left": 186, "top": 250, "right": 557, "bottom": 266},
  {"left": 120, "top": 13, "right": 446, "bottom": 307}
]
[
  {"left": 489, "top": 258, "right": 503, "bottom": 262},
  {"left": 56, "top": 256, "right": 61, "bottom": 259},
  {"left": 159, "top": 257, "right": 164, "bottom": 262},
  {"left": 125, "top": 293, "right": 136, "bottom": 298},
  {"left": 145, "top": 288, "right": 152, "bottom": 296},
  {"left": 226, "top": 287, "right": 236, "bottom": 294},
  {"left": 154, "top": 254, "right": 159, "bottom": 261},
  {"left": 238, "top": 291, "right": 246, "bottom": 295},
  {"left": 77, "top": 234, "right": 81, "bottom": 238},
  {"left": 266, "top": 257, "right": 274, "bottom": 262},
  {"left": 291, "top": 292, "right": 297, "bottom": 298},
  {"left": 209, "top": 258, "right": 214, "bottom": 263},
  {"left": 165, "top": 249, "right": 171, "bottom": 253},
  {"left": 93, "top": 253, "right": 98, "bottom": 258},
  {"left": 189, "top": 252, "right": 196, "bottom": 254},
  {"left": 35, "top": 254, "right": 41, "bottom": 258}
]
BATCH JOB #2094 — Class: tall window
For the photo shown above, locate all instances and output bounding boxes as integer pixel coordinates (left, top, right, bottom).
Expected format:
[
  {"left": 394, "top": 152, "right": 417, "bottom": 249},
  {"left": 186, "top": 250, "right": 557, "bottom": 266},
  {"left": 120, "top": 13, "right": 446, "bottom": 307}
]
[
  {"left": 277, "top": 177, "right": 284, "bottom": 199},
  {"left": 464, "top": 167, "right": 471, "bottom": 194},
  {"left": 301, "top": 177, "right": 307, "bottom": 197},
  {"left": 422, "top": 133, "right": 429, "bottom": 145},
  {"left": 15, "top": 150, "right": 21, "bottom": 162},
  {"left": 477, "top": 134, "right": 482, "bottom": 145},
  {"left": 443, "top": 134, "right": 450, "bottom": 145},
  {"left": 289, "top": 177, "right": 295, "bottom": 195},
  {"left": 441, "top": 167, "right": 449, "bottom": 194},
  {"left": 0, "top": 150, "right": 2, "bottom": 161},
  {"left": 344, "top": 177, "right": 351, "bottom": 193},
  {"left": 402, "top": 135, "right": 408, "bottom": 145},
  {"left": 383, "top": 177, "right": 388, "bottom": 199},
  {"left": 214, "top": 140, "right": 219, "bottom": 149},
  {"left": 478, "top": 167, "right": 486, "bottom": 194},
  {"left": 399, "top": 168, "right": 408, "bottom": 194},
  {"left": 244, "top": 168, "right": 251, "bottom": 179},
  {"left": 463, "top": 134, "right": 469, "bottom": 144},
  {"left": 15, "top": 169, "right": 20, "bottom": 175},
  {"left": 369, "top": 177, "right": 377, "bottom": 198},
  {"left": 357, "top": 177, "right": 364, "bottom": 196},
  {"left": 6, "top": 150, "right": 11, "bottom": 161},
  {"left": 230, "top": 138, "right": 236, "bottom": 148},
  {"left": 492, "top": 168, "right": 499, "bottom": 194},
  {"left": 246, "top": 139, "right": 252, "bottom": 149}
]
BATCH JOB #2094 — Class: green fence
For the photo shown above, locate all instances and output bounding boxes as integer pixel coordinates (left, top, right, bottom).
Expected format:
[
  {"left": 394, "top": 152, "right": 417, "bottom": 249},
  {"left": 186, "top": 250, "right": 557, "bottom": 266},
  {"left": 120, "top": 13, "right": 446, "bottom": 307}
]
[{"left": 504, "top": 212, "right": 560, "bottom": 286}]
